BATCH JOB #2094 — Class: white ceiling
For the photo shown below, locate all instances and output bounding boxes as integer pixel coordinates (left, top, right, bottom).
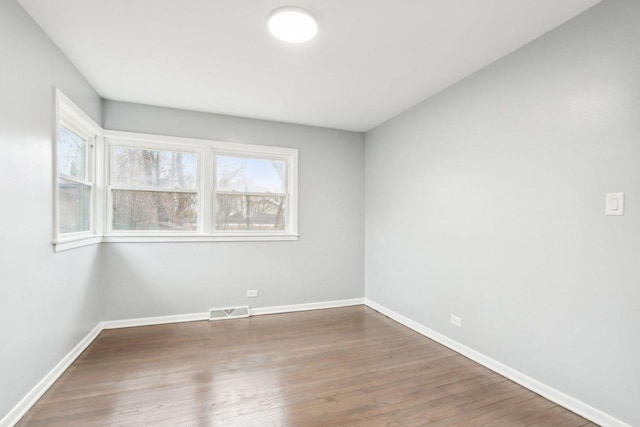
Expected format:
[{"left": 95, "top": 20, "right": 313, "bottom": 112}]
[{"left": 19, "top": 0, "right": 600, "bottom": 132}]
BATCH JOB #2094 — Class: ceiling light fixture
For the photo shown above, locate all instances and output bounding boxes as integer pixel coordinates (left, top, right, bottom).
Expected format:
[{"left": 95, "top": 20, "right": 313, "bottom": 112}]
[{"left": 268, "top": 7, "right": 318, "bottom": 43}]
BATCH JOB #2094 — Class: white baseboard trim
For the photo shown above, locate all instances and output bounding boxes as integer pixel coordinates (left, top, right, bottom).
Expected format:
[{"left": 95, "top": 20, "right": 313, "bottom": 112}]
[
  {"left": 101, "top": 312, "right": 208, "bottom": 329},
  {"left": 0, "top": 323, "right": 103, "bottom": 427},
  {"left": 99, "top": 298, "right": 366, "bottom": 329},
  {"left": 250, "top": 298, "right": 365, "bottom": 316},
  {"left": 364, "top": 298, "right": 630, "bottom": 427}
]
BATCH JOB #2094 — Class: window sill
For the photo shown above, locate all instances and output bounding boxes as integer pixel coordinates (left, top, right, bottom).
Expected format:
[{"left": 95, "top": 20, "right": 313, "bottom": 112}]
[
  {"left": 54, "top": 234, "right": 299, "bottom": 251},
  {"left": 53, "top": 235, "right": 103, "bottom": 252},
  {"left": 101, "top": 234, "right": 299, "bottom": 243}
]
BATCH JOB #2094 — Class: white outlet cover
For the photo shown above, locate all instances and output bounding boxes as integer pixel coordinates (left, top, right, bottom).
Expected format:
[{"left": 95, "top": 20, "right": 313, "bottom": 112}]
[
  {"left": 450, "top": 315, "right": 462, "bottom": 327},
  {"left": 247, "top": 290, "right": 258, "bottom": 297},
  {"left": 605, "top": 193, "right": 624, "bottom": 216}
]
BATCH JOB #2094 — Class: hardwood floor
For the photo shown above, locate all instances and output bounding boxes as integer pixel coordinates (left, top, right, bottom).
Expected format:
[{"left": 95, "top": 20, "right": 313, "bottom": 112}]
[{"left": 17, "top": 306, "right": 595, "bottom": 426}]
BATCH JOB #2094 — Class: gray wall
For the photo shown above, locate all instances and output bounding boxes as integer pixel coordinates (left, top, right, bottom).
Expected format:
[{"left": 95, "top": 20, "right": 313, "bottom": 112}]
[
  {"left": 0, "top": 0, "right": 102, "bottom": 419},
  {"left": 101, "top": 101, "right": 365, "bottom": 320},
  {"left": 3, "top": 0, "right": 634, "bottom": 423},
  {"left": 365, "top": 1, "right": 639, "bottom": 424}
]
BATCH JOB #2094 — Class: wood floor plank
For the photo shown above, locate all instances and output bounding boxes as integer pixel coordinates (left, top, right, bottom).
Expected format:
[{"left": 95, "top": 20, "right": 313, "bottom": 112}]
[{"left": 16, "top": 306, "right": 596, "bottom": 426}]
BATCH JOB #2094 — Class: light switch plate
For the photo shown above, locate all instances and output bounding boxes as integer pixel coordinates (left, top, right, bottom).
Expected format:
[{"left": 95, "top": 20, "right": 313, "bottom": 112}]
[{"left": 605, "top": 193, "right": 624, "bottom": 216}]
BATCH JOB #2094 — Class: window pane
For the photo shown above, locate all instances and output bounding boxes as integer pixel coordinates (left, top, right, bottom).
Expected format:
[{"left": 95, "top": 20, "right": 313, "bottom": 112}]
[
  {"left": 58, "top": 179, "right": 91, "bottom": 233},
  {"left": 58, "top": 126, "right": 87, "bottom": 179},
  {"left": 216, "top": 194, "right": 286, "bottom": 231},
  {"left": 216, "top": 156, "right": 286, "bottom": 193},
  {"left": 112, "top": 147, "right": 198, "bottom": 189},
  {"left": 113, "top": 190, "right": 197, "bottom": 231}
]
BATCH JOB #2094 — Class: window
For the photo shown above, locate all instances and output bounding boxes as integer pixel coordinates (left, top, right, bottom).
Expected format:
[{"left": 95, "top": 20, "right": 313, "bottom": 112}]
[
  {"left": 108, "top": 144, "right": 201, "bottom": 232},
  {"left": 53, "top": 90, "right": 298, "bottom": 251},
  {"left": 57, "top": 126, "right": 92, "bottom": 233},
  {"left": 54, "top": 90, "right": 102, "bottom": 250},
  {"left": 103, "top": 131, "right": 298, "bottom": 242},
  {"left": 214, "top": 154, "right": 289, "bottom": 231}
]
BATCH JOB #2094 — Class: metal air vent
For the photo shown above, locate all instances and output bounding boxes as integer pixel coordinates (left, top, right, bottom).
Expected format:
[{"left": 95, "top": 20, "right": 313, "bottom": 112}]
[{"left": 208, "top": 306, "right": 250, "bottom": 321}]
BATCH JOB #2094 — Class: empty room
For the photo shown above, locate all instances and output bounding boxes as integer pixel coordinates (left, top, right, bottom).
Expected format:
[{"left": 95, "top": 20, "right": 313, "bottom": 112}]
[{"left": 0, "top": 0, "right": 638, "bottom": 425}]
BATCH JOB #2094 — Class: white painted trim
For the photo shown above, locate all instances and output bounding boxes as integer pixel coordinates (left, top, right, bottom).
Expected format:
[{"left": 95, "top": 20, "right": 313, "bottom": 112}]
[
  {"left": 102, "top": 234, "right": 299, "bottom": 243},
  {"left": 0, "top": 323, "right": 103, "bottom": 427},
  {"left": 53, "top": 235, "right": 103, "bottom": 252},
  {"left": 250, "top": 298, "right": 364, "bottom": 316},
  {"left": 55, "top": 90, "right": 101, "bottom": 134},
  {"left": 101, "top": 312, "right": 209, "bottom": 329},
  {"left": 364, "top": 299, "right": 630, "bottom": 427},
  {"left": 100, "top": 299, "right": 365, "bottom": 329}
]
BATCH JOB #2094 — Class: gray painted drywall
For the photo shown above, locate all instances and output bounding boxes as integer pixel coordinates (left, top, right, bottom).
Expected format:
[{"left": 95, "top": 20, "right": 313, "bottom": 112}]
[
  {"left": 101, "top": 101, "right": 365, "bottom": 320},
  {"left": 365, "top": 0, "right": 639, "bottom": 424},
  {"left": 0, "top": 0, "right": 102, "bottom": 420}
]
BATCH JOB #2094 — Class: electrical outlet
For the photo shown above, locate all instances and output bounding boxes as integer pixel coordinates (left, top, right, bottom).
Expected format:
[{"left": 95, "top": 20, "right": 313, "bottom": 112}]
[
  {"left": 247, "top": 290, "right": 258, "bottom": 298},
  {"left": 450, "top": 314, "right": 462, "bottom": 328}
]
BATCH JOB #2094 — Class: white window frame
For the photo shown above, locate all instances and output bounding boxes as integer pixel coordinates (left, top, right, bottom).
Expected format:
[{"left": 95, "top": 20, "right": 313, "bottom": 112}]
[
  {"left": 212, "top": 145, "right": 296, "bottom": 235},
  {"left": 52, "top": 91, "right": 298, "bottom": 250},
  {"left": 53, "top": 90, "right": 103, "bottom": 252},
  {"left": 101, "top": 131, "right": 299, "bottom": 243},
  {"left": 105, "top": 135, "right": 206, "bottom": 236}
]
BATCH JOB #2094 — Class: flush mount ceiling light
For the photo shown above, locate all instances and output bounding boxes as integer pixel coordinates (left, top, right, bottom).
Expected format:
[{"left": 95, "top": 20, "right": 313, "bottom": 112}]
[{"left": 268, "top": 7, "right": 318, "bottom": 43}]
